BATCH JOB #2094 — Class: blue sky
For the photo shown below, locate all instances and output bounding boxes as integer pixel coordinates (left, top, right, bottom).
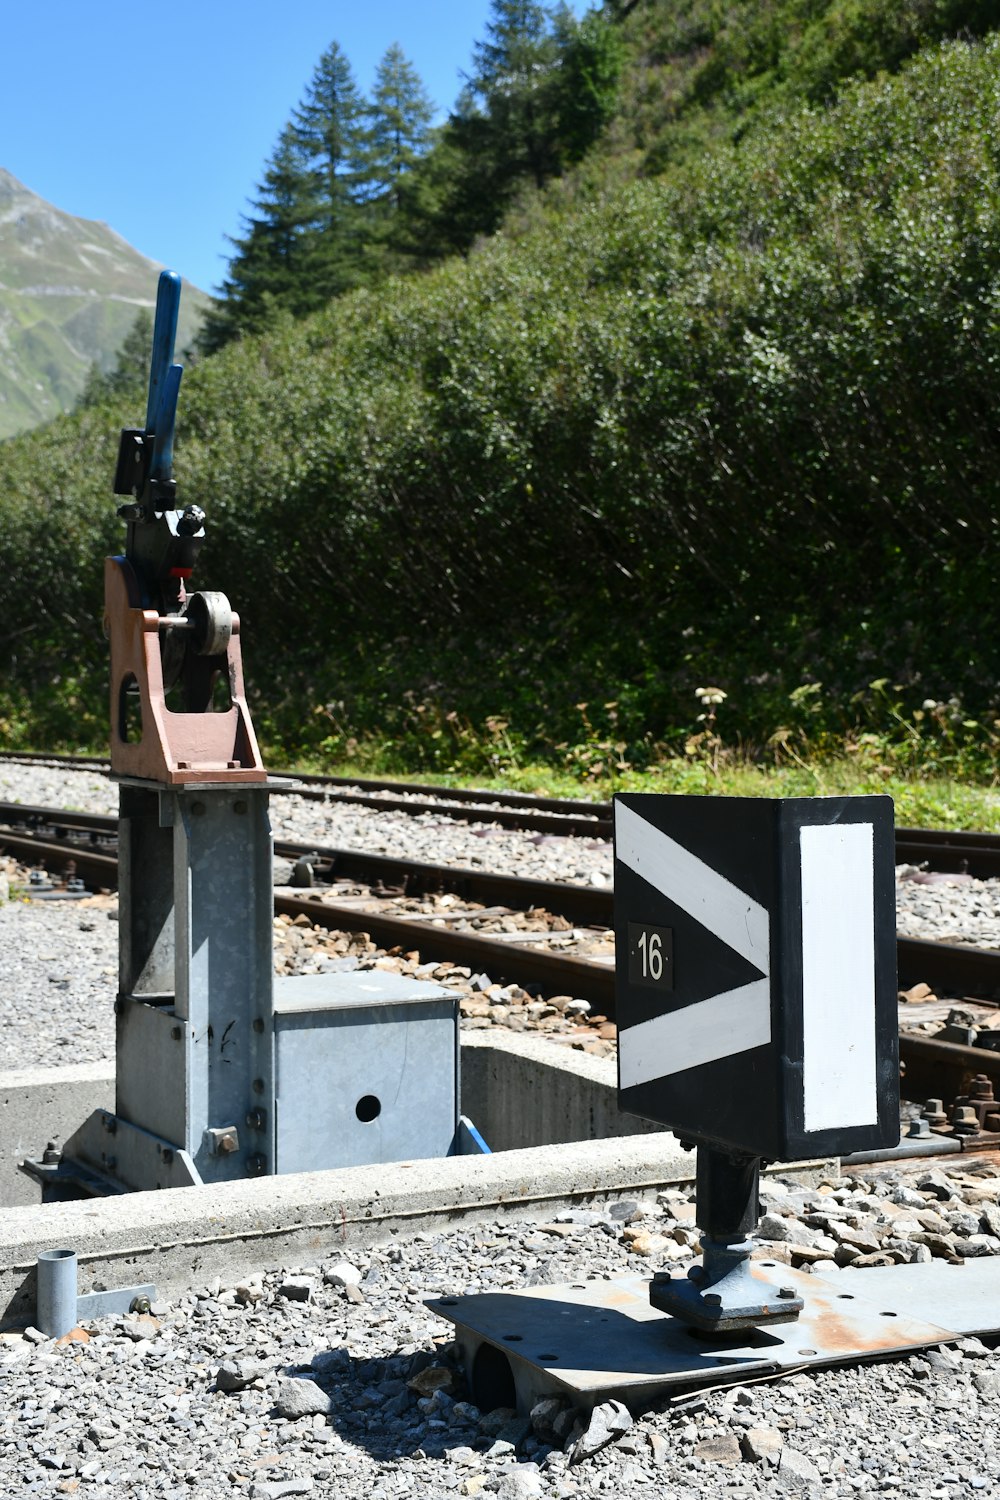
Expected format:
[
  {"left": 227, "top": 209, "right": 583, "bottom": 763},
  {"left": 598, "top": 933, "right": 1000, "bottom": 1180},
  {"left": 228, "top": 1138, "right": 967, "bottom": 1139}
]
[{"left": 3, "top": 1, "right": 585, "bottom": 295}]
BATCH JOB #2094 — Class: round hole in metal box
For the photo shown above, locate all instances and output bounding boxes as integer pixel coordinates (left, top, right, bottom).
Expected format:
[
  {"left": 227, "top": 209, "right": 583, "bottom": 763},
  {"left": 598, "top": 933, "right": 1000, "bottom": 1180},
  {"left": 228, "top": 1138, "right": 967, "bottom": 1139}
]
[
  {"left": 355, "top": 1095, "right": 382, "bottom": 1123},
  {"left": 472, "top": 1342, "right": 516, "bottom": 1413}
]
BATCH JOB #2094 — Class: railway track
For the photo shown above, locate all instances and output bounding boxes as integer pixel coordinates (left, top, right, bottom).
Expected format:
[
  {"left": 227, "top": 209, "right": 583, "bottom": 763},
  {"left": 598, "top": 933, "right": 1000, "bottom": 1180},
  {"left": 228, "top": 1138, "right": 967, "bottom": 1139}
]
[
  {"left": 5, "top": 751, "right": 1000, "bottom": 876},
  {"left": 6, "top": 799, "right": 1000, "bottom": 953},
  {"left": 4, "top": 803, "right": 1000, "bottom": 998},
  {"left": 6, "top": 803, "right": 1000, "bottom": 1135},
  {"left": 0, "top": 753, "right": 611, "bottom": 839},
  {"left": 0, "top": 810, "right": 617, "bottom": 1009}
]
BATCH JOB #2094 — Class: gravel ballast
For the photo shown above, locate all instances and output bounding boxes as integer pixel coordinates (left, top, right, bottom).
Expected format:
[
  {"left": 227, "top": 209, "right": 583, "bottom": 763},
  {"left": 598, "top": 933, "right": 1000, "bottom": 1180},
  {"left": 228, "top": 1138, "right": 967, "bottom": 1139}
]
[{"left": 3, "top": 1166, "right": 1000, "bottom": 1499}]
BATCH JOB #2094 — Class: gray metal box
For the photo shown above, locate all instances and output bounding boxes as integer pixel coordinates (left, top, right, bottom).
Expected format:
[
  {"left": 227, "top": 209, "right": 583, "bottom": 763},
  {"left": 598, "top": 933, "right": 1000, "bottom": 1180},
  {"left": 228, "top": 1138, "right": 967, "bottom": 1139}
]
[{"left": 273, "top": 971, "right": 460, "bottom": 1173}]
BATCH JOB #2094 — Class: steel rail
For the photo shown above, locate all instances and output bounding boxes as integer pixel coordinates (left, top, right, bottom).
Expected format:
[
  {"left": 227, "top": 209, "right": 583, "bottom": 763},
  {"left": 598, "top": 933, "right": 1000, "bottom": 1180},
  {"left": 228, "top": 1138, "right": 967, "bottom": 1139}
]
[
  {"left": 286, "top": 769, "right": 610, "bottom": 819},
  {"left": 277, "top": 841, "right": 614, "bottom": 927},
  {"left": 0, "top": 751, "right": 609, "bottom": 817},
  {"left": 273, "top": 893, "right": 616, "bottom": 1008},
  {"left": 0, "top": 823, "right": 617, "bottom": 1007},
  {"left": 0, "top": 834, "right": 117, "bottom": 889},
  {"left": 7, "top": 754, "right": 1000, "bottom": 868},
  {"left": 7, "top": 818, "right": 1000, "bottom": 1014},
  {"left": 282, "top": 784, "right": 612, "bottom": 838},
  {"left": 895, "top": 829, "right": 1000, "bottom": 880},
  {"left": 7, "top": 804, "right": 1000, "bottom": 918},
  {"left": 0, "top": 801, "right": 116, "bottom": 837},
  {"left": 0, "top": 809, "right": 614, "bottom": 925},
  {"left": 0, "top": 754, "right": 612, "bottom": 835},
  {"left": 896, "top": 935, "right": 1000, "bottom": 998}
]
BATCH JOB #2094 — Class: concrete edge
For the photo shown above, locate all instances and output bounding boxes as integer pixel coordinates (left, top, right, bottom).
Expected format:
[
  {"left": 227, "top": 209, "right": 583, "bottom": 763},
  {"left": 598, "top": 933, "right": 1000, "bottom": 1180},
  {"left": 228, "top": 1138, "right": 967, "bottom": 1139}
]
[
  {"left": 0, "top": 1134, "right": 699, "bottom": 1329},
  {"left": 0, "top": 1132, "right": 838, "bottom": 1331},
  {"left": 460, "top": 1027, "right": 619, "bottom": 1084},
  {"left": 0, "top": 1029, "right": 647, "bottom": 1208},
  {"left": 0, "top": 1034, "right": 837, "bottom": 1328}
]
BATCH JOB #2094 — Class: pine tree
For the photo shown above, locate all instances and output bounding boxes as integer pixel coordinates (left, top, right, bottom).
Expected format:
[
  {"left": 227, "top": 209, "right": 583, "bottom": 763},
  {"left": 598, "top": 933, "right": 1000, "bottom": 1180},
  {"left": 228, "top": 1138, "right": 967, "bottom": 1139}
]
[
  {"left": 363, "top": 44, "right": 435, "bottom": 212},
  {"left": 200, "top": 45, "right": 370, "bottom": 352},
  {"left": 292, "top": 40, "right": 368, "bottom": 299},
  {"left": 356, "top": 43, "right": 437, "bottom": 271},
  {"left": 470, "top": 0, "right": 561, "bottom": 191},
  {"left": 417, "top": 1, "right": 561, "bottom": 252},
  {"left": 551, "top": 7, "right": 624, "bottom": 164},
  {"left": 76, "top": 308, "right": 153, "bottom": 407},
  {"left": 199, "top": 127, "right": 317, "bottom": 353},
  {"left": 473, "top": 0, "right": 552, "bottom": 86}
]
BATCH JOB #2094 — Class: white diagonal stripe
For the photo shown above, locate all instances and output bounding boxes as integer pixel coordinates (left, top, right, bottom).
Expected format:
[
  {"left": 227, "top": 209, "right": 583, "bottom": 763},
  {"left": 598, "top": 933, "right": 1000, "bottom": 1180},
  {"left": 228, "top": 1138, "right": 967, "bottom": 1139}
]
[
  {"left": 615, "top": 802, "right": 769, "bottom": 974},
  {"left": 618, "top": 979, "right": 771, "bottom": 1088}
]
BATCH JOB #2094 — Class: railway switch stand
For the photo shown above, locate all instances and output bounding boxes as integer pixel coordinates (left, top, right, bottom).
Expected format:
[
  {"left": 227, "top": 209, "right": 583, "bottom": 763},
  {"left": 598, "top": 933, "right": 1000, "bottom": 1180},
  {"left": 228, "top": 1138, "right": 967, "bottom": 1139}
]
[{"left": 22, "top": 273, "right": 465, "bottom": 1200}]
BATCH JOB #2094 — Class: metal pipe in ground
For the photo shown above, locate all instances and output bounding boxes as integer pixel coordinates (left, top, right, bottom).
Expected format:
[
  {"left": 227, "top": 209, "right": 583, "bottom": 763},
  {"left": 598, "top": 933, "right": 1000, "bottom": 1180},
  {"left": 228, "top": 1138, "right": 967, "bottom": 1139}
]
[{"left": 36, "top": 1248, "right": 77, "bottom": 1338}]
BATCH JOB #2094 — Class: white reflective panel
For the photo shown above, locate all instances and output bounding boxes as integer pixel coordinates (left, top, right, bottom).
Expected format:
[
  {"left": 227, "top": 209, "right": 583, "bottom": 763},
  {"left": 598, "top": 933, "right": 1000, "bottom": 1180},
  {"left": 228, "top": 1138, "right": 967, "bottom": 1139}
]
[{"left": 800, "top": 822, "right": 878, "bottom": 1132}]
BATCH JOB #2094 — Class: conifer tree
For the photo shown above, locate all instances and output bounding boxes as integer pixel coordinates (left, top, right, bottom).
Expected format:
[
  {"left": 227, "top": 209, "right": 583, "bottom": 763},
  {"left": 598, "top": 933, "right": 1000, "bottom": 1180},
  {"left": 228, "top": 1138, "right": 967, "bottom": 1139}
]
[
  {"left": 357, "top": 43, "right": 437, "bottom": 270},
  {"left": 470, "top": 0, "right": 561, "bottom": 191},
  {"left": 77, "top": 308, "right": 154, "bottom": 407},
  {"left": 199, "top": 126, "right": 317, "bottom": 352},
  {"left": 551, "top": 7, "right": 624, "bottom": 164},
  {"left": 292, "top": 40, "right": 368, "bottom": 300},
  {"left": 364, "top": 43, "right": 435, "bottom": 211}
]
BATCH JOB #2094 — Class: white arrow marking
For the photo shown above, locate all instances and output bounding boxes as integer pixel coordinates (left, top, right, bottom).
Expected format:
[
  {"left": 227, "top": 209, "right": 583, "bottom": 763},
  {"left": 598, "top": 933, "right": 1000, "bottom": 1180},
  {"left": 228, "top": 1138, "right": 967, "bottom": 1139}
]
[
  {"left": 619, "top": 979, "right": 771, "bottom": 1088},
  {"left": 616, "top": 803, "right": 771, "bottom": 1088}
]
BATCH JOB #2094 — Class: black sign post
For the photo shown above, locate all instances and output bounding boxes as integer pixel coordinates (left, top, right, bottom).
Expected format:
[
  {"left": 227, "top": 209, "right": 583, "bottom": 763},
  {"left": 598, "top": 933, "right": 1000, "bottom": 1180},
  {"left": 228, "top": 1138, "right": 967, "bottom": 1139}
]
[{"left": 614, "top": 793, "right": 898, "bottom": 1331}]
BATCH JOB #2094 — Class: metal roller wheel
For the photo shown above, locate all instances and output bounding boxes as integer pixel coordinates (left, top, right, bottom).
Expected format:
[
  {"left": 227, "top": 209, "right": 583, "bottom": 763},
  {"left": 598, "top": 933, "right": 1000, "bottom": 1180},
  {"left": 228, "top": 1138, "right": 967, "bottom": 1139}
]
[{"left": 185, "top": 591, "right": 233, "bottom": 657}]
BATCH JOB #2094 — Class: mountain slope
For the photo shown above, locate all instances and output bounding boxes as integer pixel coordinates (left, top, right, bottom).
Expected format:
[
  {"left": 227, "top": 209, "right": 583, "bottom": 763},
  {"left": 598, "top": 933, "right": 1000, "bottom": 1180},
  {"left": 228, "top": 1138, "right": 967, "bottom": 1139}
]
[{"left": 0, "top": 170, "right": 206, "bottom": 439}]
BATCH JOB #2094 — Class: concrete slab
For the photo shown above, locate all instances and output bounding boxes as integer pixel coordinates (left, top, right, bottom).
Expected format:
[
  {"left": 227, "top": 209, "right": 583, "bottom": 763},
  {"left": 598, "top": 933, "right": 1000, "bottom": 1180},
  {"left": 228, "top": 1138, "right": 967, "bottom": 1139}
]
[
  {"left": 1, "top": 1063, "right": 113, "bottom": 1206},
  {"left": 460, "top": 1028, "right": 664, "bottom": 1151},
  {"left": 0, "top": 1031, "right": 835, "bottom": 1329},
  {"left": 0, "top": 1133, "right": 699, "bottom": 1330}
]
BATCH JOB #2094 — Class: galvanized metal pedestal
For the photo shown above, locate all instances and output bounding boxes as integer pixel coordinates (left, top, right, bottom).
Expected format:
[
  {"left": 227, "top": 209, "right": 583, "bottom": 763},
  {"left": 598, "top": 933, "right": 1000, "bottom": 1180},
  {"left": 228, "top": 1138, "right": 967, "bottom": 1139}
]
[
  {"left": 430, "top": 1258, "right": 1000, "bottom": 1415},
  {"left": 649, "top": 1147, "right": 804, "bottom": 1332},
  {"left": 22, "top": 762, "right": 466, "bottom": 1199},
  {"left": 24, "top": 780, "right": 275, "bottom": 1195}
]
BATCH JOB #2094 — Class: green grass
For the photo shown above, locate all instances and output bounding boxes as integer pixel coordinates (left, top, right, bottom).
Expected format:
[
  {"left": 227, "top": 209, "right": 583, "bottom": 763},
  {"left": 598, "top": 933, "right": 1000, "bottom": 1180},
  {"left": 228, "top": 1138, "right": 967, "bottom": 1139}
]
[
  {"left": 280, "top": 747, "right": 1000, "bottom": 832},
  {"left": 7, "top": 721, "right": 997, "bottom": 830}
]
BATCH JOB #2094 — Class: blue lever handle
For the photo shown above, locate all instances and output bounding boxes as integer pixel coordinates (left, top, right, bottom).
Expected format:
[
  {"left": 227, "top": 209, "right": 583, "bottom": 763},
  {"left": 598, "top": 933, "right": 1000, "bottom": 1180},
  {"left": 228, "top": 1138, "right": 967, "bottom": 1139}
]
[
  {"left": 149, "top": 364, "right": 183, "bottom": 483},
  {"left": 145, "top": 270, "right": 182, "bottom": 438}
]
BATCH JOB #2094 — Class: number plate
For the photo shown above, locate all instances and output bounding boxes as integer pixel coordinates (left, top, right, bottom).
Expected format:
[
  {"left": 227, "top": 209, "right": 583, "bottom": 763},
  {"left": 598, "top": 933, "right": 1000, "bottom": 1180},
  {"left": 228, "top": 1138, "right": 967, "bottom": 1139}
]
[{"left": 627, "top": 922, "right": 674, "bottom": 990}]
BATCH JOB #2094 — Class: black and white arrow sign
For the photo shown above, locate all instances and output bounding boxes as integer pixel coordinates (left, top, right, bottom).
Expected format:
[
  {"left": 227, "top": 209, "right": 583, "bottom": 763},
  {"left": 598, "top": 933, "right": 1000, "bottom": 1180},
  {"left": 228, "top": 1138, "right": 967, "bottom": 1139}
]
[
  {"left": 615, "top": 801, "right": 771, "bottom": 1090},
  {"left": 614, "top": 792, "right": 899, "bottom": 1161}
]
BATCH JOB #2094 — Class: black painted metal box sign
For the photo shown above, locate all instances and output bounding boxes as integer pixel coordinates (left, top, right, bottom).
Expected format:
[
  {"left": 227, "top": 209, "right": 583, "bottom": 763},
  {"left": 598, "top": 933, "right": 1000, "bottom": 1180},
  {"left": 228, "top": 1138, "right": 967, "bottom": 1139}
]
[{"left": 614, "top": 794, "right": 899, "bottom": 1161}]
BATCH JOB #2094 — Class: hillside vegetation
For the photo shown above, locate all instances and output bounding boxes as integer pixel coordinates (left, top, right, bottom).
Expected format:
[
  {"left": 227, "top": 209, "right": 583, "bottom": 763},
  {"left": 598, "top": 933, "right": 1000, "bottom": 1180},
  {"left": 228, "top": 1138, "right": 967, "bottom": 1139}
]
[{"left": 1, "top": 4, "right": 999, "bottom": 785}]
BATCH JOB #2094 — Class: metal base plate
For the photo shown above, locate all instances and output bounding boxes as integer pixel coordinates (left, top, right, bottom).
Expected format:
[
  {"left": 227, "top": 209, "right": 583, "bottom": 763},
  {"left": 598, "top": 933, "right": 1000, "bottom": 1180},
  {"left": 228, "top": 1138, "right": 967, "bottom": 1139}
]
[
  {"left": 649, "top": 1265, "right": 803, "bottom": 1331},
  {"left": 22, "top": 1111, "right": 202, "bottom": 1199},
  {"left": 429, "top": 1258, "right": 1000, "bottom": 1414},
  {"left": 76, "top": 1285, "right": 157, "bottom": 1321}
]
